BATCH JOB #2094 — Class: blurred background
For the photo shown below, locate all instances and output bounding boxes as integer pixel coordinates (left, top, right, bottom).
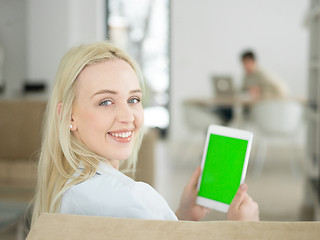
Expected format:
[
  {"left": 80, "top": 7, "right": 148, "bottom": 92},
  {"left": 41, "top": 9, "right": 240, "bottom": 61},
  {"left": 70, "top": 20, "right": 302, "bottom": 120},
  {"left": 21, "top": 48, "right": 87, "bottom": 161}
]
[{"left": 0, "top": 0, "right": 319, "bottom": 239}]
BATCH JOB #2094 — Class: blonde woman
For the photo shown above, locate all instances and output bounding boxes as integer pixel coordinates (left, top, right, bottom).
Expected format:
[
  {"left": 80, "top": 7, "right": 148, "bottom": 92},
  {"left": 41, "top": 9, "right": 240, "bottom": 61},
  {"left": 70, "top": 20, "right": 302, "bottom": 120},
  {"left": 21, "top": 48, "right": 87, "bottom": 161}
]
[{"left": 31, "top": 42, "right": 259, "bottom": 226}]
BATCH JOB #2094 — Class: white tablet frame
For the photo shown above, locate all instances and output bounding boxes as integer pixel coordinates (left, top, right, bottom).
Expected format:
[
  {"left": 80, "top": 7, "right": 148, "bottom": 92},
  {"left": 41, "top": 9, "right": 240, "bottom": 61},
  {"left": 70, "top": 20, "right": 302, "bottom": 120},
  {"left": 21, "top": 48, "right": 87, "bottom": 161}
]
[{"left": 196, "top": 125, "right": 253, "bottom": 213}]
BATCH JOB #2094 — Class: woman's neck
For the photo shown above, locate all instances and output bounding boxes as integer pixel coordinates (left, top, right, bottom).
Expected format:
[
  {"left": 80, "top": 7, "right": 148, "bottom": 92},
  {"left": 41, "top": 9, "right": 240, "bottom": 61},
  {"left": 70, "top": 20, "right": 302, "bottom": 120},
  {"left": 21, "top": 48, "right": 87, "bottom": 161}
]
[{"left": 108, "top": 159, "right": 120, "bottom": 170}]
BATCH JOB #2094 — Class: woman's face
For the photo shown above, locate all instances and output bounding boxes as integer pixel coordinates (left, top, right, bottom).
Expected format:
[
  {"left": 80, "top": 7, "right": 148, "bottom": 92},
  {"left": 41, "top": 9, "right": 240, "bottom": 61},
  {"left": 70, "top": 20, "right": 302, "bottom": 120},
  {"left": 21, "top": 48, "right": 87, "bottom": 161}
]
[{"left": 71, "top": 59, "right": 144, "bottom": 165}]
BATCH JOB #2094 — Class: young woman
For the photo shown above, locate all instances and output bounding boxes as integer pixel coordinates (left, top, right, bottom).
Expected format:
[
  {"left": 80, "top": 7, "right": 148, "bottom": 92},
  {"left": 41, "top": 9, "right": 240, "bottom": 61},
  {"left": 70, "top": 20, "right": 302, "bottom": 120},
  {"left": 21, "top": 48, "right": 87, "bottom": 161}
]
[{"left": 31, "top": 42, "right": 259, "bottom": 226}]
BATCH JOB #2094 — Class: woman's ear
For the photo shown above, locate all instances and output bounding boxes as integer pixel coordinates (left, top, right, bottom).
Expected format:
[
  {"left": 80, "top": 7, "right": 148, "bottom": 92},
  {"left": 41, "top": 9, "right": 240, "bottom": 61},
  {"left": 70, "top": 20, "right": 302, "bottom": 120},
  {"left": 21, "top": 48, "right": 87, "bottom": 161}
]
[
  {"left": 57, "top": 102, "right": 77, "bottom": 131},
  {"left": 70, "top": 115, "right": 77, "bottom": 131},
  {"left": 57, "top": 102, "right": 63, "bottom": 117}
]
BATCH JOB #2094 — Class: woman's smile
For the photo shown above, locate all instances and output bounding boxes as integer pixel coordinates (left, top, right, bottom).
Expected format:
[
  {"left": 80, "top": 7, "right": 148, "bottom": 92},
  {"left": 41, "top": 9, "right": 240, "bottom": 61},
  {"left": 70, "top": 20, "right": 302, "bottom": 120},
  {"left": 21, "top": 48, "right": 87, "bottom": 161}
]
[{"left": 107, "top": 129, "right": 134, "bottom": 143}]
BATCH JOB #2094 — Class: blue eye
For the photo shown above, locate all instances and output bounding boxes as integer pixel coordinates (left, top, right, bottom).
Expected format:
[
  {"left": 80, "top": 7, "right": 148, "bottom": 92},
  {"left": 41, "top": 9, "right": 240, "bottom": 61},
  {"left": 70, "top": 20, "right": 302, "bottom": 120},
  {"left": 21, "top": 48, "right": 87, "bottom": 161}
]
[
  {"left": 99, "top": 100, "right": 113, "bottom": 106},
  {"left": 128, "top": 98, "right": 140, "bottom": 104}
]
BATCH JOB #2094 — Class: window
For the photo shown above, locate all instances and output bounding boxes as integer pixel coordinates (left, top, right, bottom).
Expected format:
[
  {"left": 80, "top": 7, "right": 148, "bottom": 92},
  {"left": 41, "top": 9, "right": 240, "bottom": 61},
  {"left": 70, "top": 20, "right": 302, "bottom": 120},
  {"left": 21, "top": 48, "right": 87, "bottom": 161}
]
[{"left": 107, "top": 0, "right": 170, "bottom": 135}]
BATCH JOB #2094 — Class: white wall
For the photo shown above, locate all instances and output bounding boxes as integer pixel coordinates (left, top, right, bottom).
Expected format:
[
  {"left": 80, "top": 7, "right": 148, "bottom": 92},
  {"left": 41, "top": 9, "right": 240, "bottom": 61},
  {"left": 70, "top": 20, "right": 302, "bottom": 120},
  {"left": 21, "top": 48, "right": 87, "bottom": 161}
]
[
  {"left": 26, "top": 0, "right": 69, "bottom": 90},
  {"left": 68, "top": 0, "right": 106, "bottom": 46},
  {"left": 0, "top": 0, "right": 27, "bottom": 95},
  {"left": 26, "top": 0, "right": 106, "bottom": 91},
  {"left": 170, "top": 0, "right": 308, "bottom": 142}
]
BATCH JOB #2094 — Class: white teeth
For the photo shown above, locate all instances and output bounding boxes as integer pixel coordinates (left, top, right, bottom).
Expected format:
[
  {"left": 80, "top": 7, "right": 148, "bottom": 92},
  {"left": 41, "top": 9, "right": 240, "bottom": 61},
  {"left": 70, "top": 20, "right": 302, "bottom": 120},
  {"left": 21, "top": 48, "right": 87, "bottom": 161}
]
[{"left": 110, "top": 131, "right": 132, "bottom": 138}]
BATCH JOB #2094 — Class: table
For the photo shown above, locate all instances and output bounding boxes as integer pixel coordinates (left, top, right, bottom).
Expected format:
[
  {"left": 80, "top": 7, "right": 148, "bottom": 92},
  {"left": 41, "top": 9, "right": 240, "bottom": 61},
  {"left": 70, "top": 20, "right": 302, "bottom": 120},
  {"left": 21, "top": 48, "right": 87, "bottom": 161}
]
[
  {"left": 183, "top": 95, "right": 257, "bottom": 127},
  {"left": 183, "top": 95, "right": 306, "bottom": 127}
]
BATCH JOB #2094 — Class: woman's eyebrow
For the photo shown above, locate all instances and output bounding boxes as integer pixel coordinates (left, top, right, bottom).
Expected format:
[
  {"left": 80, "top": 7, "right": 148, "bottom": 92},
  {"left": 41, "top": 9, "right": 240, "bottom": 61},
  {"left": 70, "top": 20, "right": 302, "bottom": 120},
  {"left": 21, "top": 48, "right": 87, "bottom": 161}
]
[
  {"left": 91, "top": 90, "right": 117, "bottom": 98},
  {"left": 91, "top": 89, "right": 142, "bottom": 98},
  {"left": 130, "top": 89, "right": 142, "bottom": 94}
]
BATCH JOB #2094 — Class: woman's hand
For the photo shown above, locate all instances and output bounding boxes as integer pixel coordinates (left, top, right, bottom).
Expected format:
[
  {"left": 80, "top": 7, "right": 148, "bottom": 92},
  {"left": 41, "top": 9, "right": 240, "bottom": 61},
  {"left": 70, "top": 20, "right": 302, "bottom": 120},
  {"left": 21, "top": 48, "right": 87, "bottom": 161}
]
[
  {"left": 175, "top": 166, "right": 211, "bottom": 221},
  {"left": 227, "top": 184, "right": 259, "bottom": 221},
  {"left": 175, "top": 166, "right": 259, "bottom": 221}
]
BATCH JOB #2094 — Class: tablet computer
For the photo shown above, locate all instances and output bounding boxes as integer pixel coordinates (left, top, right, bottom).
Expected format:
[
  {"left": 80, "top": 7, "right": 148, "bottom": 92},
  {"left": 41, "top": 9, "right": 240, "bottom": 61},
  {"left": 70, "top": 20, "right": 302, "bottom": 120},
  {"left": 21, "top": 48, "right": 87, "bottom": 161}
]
[{"left": 196, "top": 125, "right": 253, "bottom": 213}]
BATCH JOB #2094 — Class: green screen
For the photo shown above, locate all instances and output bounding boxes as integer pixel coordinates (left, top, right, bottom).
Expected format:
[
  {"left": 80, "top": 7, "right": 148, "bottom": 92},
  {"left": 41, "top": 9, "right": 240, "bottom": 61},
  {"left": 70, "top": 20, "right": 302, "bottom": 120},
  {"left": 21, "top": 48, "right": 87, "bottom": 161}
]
[{"left": 198, "top": 134, "right": 248, "bottom": 204}]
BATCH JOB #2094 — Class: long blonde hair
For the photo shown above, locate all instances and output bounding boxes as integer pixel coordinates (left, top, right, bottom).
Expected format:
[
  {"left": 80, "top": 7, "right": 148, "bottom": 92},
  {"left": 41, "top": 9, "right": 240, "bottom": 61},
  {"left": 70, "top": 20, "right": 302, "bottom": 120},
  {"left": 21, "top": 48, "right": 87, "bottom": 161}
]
[{"left": 31, "top": 42, "right": 145, "bottom": 226}]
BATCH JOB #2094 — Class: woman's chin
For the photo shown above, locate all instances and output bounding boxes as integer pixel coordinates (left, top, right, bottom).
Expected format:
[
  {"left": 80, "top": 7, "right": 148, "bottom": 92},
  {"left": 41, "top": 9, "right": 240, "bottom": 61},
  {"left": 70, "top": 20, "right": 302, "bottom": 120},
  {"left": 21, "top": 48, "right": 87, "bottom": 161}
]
[{"left": 108, "top": 152, "right": 132, "bottom": 162}]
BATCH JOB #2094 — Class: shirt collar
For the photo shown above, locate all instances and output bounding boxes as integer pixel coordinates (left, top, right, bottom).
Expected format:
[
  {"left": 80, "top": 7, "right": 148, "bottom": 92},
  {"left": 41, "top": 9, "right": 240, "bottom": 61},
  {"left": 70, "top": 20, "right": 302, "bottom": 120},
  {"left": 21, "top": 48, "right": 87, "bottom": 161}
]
[
  {"left": 96, "top": 161, "right": 116, "bottom": 175},
  {"left": 77, "top": 161, "right": 116, "bottom": 175}
]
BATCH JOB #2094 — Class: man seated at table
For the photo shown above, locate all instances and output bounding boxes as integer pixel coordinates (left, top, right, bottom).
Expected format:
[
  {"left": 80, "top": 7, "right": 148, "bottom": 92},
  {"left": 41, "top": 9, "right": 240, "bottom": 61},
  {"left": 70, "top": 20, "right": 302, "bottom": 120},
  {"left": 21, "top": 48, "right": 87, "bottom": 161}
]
[{"left": 241, "top": 50, "right": 289, "bottom": 99}]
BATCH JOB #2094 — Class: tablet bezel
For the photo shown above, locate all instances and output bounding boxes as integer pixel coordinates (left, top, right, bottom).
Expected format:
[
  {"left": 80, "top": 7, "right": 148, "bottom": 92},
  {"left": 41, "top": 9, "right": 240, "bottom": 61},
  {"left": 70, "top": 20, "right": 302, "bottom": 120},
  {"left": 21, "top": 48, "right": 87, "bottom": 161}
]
[{"left": 196, "top": 124, "right": 253, "bottom": 213}]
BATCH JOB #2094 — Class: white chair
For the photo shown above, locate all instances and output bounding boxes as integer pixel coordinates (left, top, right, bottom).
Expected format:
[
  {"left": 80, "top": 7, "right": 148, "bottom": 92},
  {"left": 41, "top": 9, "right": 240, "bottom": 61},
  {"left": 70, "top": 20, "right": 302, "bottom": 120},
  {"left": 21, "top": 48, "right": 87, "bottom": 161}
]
[
  {"left": 180, "top": 103, "right": 222, "bottom": 164},
  {"left": 183, "top": 104, "right": 222, "bottom": 133},
  {"left": 251, "top": 99, "right": 304, "bottom": 177}
]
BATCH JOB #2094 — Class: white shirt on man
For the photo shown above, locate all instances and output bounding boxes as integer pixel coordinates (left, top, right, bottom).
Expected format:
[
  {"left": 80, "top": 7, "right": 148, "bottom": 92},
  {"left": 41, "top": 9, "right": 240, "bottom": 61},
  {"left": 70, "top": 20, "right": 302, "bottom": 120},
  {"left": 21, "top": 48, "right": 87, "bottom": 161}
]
[
  {"left": 60, "top": 162, "right": 178, "bottom": 221},
  {"left": 242, "top": 67, "right": 289, "bottom": 98}
]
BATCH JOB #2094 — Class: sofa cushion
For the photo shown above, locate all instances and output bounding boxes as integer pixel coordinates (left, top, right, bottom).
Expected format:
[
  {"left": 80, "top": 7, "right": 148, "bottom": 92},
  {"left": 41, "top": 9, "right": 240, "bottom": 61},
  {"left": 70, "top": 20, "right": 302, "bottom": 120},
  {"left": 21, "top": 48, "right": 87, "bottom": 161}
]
[
  {"left": 27, "top": 213, "right": 320, "bottom": 240},
  {"left": 0, "top": 100, "right": 46, "bottom": 159}
]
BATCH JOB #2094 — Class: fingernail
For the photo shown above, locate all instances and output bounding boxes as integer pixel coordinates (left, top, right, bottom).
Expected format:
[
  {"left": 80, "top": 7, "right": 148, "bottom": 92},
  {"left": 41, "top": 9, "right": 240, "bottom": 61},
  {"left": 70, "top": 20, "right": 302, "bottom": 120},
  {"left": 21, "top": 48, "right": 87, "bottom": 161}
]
[{"left": 240, "top": 184, "right": 245, "bottom": 190}]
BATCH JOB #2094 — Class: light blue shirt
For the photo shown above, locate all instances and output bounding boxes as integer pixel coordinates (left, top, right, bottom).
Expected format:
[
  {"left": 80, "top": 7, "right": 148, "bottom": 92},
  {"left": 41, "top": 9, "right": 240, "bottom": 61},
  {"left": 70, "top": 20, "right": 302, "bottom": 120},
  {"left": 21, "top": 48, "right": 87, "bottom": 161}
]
[{"left": 60, "top": 163, "right": 178, "bottom": 221}]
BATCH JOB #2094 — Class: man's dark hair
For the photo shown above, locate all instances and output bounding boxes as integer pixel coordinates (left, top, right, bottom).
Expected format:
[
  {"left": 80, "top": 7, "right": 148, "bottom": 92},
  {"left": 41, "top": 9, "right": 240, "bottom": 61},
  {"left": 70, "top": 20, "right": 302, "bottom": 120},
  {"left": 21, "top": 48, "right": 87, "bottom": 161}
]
[{"left": 241, "top": 50, "right": 256, "bottom": 61}]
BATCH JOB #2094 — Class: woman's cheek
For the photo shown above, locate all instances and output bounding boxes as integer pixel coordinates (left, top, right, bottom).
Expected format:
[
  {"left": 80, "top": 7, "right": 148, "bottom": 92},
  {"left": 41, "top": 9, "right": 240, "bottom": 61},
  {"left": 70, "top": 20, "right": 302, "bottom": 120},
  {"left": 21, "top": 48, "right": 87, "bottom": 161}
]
[{"left": 137, "top": 108, "right": 144, "bottom": 128}]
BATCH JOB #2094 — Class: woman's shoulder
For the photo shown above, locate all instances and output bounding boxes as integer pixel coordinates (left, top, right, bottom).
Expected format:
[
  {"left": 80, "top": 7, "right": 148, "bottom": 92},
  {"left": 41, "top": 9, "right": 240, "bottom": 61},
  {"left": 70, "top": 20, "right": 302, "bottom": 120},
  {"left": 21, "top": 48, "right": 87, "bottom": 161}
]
[
  {"left": 65, "top": 165, "right": 139, "bottom": 199},
  {"left": 60, "top": 164, "right": 177, "bottom": 220}
]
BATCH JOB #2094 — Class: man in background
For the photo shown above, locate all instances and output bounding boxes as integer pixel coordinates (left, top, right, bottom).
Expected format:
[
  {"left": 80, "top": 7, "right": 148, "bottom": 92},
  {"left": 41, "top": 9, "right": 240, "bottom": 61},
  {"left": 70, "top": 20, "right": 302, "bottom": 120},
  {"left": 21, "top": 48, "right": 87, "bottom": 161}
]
[{"left": 241, "top": 50, "right": 288, "bottom": 99}]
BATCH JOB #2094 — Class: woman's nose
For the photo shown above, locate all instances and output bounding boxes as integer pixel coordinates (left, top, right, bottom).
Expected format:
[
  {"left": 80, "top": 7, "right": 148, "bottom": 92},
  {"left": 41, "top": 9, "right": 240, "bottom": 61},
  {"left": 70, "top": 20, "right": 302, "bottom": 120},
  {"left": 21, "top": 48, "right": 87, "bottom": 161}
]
[{"left": 116, "top": 104, "right": 134, "bottom": 123}]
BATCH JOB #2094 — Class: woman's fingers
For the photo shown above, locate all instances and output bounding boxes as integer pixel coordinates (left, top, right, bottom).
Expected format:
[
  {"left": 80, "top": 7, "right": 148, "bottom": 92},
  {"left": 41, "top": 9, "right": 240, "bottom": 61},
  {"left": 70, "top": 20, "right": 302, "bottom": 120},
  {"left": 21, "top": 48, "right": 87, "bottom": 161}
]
[
  {"left": 227, "top": 184, "right": 260, "bottom": 221},
  {"left": 187, "top": 166, "right": 201, "bottom": 189},
  {"left": 230, "top": 184, "right": 248, "bottom": 210},
  {"left": 202, "top": 206, "right": 211, "bottom": 215}
]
